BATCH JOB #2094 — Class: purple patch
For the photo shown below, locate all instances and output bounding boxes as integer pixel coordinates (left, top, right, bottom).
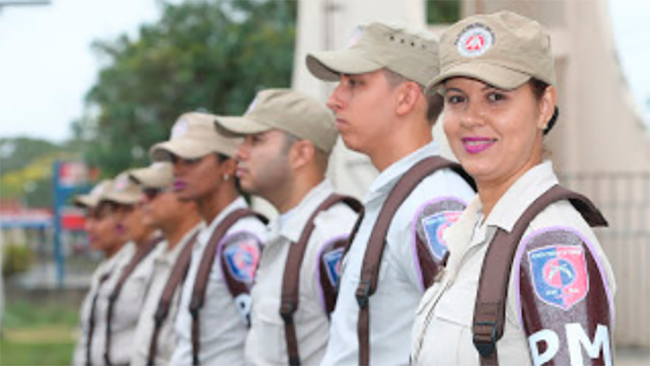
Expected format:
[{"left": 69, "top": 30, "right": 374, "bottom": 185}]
[
  {"left": 224, "top": 239, "right": 261, "bottom": 283},
  {"left": 528, "top": 245, "right": 589, "bottom": 310}
]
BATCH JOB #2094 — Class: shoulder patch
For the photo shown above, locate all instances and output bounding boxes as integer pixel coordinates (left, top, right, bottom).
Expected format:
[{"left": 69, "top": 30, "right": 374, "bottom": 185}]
[
  {"left": 522, "top": 229, "right": 590, "bottom": 311},
  {"left": 220, "top": 232, "right": 262, "bottom": 284},
  {"left": 414, "top": 197, "right": 466, "bottom": 261}
]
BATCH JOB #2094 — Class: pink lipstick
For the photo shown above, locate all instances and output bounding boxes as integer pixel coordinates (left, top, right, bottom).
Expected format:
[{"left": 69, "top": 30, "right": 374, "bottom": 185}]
[
  {"left": 174, "top": 180, "right": 187, "bottom": 191},
  {"left": 462, "top": 137, "right": 496, "bottom": 154}
]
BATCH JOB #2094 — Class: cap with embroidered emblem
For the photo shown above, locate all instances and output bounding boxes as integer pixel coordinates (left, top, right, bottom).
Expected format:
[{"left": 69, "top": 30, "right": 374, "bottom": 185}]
[
  {"left": 101, "top": 172, "right": 143, "bottom": 205},
  {"left": 306, "top": 22, "right": 439, "bottom": 86},
  {"left": 215, "top": 89, "right": 338, "bottom": 153},
  {"left": 150, "top": 112, "right": 242, "bottom": 162},
  {"left": 426, "top": 11, "right": 556, "bottom": 93}
]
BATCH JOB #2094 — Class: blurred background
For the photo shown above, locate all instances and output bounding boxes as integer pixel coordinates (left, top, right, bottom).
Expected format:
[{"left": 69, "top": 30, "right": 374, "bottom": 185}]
[{"left": 0, "top": 0, "right": 648, "bottom": 365}]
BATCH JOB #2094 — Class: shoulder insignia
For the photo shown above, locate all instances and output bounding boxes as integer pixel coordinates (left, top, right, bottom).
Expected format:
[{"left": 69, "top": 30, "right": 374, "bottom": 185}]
[
  {"left": 414, "top": 197, "right": 466, "bottom": 261},
  {"left": 221, "top": 232, "right": 262, "bottom": 284}
]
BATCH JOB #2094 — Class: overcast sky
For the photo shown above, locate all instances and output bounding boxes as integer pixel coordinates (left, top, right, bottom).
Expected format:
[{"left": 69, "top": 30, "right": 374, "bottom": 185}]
[{"left": 0, "top": 0, "right": 648, "bottom": 143}]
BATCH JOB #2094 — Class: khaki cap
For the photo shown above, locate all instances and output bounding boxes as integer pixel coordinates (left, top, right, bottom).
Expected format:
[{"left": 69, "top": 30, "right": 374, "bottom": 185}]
[
  {"left": 73, "top": 180, "right": 112, "bottom": 209},
  {"left": 215, "top": 89, "right": 338, "bottom": 153},
  {"left": 129, "top": 162, "right": 173, "bottom": 189},
  {"left": 306, "top": 22, "right": 439, "bottom": 85},
  {"left": 426, "top": 11, "right": 556, "bottom": 92},
  {"left": 102, "top": 171, "right": 143, "bottom": 205},
  {"left": 149, "top": 112, "right": 241, "bottom": 162}
]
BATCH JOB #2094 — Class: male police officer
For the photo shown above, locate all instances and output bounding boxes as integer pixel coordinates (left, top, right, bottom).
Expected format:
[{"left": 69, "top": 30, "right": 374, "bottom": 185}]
[
  {"left": 151, "top": 112, "right": 267, "bottom": 366},
  {"left": 307, "top": 22, "right": 475, "bottom": 365},
  {"left": 215, "top": 89, "right": 360, "bottom": 366},
  {"left": 128, "top": 162, "right": 202, "bottom": 366}
]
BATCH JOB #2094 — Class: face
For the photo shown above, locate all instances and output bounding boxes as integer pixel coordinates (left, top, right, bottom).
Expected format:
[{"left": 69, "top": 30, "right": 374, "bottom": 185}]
[
  {"left": 141, "top": 187, "right": 187, "bottom": 228},
  {"left": 112, "top": 204, "right": 149, "bottom": 243},
  {"left": 326, "top": 70, "right": 398, "bottom": 155},
  {"left": 171, "top": 153, "right": 233, "bottom": 202},
  {"left": 235, "top": 129, "right": 292, "bottom": 199},
  {"left": 85, "top": 203, "right": 122, "bottom": 253},
  {"left": 442, "top": 77, "right": 552, "bottom": 187}
]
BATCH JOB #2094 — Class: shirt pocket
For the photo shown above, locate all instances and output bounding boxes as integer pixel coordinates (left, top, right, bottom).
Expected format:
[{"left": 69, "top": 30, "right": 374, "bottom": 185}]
[{"left": 432, "top": 284, "right": 477, "bottom": 363}]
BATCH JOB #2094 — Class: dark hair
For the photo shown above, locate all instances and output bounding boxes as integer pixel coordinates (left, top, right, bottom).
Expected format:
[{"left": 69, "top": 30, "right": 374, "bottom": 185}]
[
  {"left": 530, "top": 78, "right": 559, "bottom": 135},
  {"left": 426, "top": 93, "right": 444, "bottom": 125}
]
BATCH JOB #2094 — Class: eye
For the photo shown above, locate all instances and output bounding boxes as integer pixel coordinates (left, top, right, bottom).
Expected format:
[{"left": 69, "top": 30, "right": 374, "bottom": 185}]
[
  {"left": 487, "top": 91, "right": 507, "bottom": 102},
  {"left": 446, "top": 94, "right": 465, "bottom": 105}
]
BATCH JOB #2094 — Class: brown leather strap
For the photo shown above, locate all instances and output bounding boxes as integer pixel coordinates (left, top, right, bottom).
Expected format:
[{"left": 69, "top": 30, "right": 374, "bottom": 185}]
[
  {"left": 146, "top": 230, "right": 199, "bottom": 366},
  {"left": 85, "top": 272, "right": 111, "bottom": 366},
  {"left": 280, "top": 194, "right": 362, "bottom": 366},
  {"left": 104, "top": 235, "right": 162, "bottom": 366},
  {"left": 189, "top": 208, "right": 267, "bottom": 366},
  {"left": 357, "top": 156, "right": 468, "bottom": 366},
  {"left": 473, "top": 185, "right": 607, "bottom": 366}
]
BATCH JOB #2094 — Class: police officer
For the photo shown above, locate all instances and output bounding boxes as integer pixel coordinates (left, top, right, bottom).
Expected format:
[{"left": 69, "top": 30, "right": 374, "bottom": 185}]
[
  {"left": 98, "top": 171, "right": 163, "bottom": 366},
  {"left": 128, "top": 162, "right": 202, "bottom": 366},
  {"left": 410, "top": 11, "right": 616, "bottom": 366},
  {"left": 71, "top": 180, "right": 136, "bottom": 366},
  {"left": 150, "top": 112, "right": 267, "bottom": 366},
  {"left": 306, "top": 22, "right": 476, "bottom": 365},
  {"left": 215, "top": 89, "right": 360, "bottom": 365}
]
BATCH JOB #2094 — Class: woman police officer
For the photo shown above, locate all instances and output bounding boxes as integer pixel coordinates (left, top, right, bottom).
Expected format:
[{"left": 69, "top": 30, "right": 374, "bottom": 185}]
[{"left": 411, "top": 11, "right": 616, "bottom": 366}]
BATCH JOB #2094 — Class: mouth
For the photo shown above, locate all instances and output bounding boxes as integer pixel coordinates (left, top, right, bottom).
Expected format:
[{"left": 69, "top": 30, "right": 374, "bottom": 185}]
[
  {"left": 235, "top": 166, "right": 247, "bottom": 179},
  {"left": 173, "top": 180, "right": 187, "bottom": 191},
  {"left": 335, "top": 118, "right": 349, "bottom": 131},
  {"left": 461, "top": 137, "right": 497, "bottom": 154}
]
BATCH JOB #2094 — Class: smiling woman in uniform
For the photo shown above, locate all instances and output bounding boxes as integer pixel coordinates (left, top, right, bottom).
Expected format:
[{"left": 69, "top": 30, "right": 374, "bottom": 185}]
[{"left": 411, "top": 11, "right": 616, "bottom": 366}]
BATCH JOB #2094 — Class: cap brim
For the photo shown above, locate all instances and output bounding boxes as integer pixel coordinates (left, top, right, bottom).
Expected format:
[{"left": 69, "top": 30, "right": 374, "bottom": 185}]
[
  {"left": 425, "top": 62, "right": 531, "bottom": 95},
  {"left": 149, "top": 139, "right": 213, "bottom": 162},
  {"left": 306, "top": 49, "right": 384, "bottom": 81},
  {"left": 214, "top": 116, "right": 271, "bottom": 137},
  {"left": 73, "top": 195, "right": 95, "bottom": 208},
  {"left": 129, "top": 168, "right": 166, "bottom": 189}
]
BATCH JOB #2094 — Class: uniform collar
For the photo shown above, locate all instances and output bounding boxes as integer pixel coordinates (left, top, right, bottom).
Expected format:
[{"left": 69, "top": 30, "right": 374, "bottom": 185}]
[
  {"left": 482, "top": 160, "right": 558, "bottom": 232},
  {"left": 268, "top": 180, "right": 334, "bottom": 244},
  {"left": 365, "top": 141, "right": 441, "bottom": 204},
  {"left": 198, "top": 196, "right": 248, "bottom": 245}
]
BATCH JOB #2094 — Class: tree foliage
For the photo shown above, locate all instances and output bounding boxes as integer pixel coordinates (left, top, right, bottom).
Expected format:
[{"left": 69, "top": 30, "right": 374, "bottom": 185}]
[{"left": 75, "top": 0, "right": 296, "bottom": 177}]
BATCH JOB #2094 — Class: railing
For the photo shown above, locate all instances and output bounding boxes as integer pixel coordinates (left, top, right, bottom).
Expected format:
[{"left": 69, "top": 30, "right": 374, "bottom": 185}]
[{"left": 560, "top": 171, "right": 650, "bottom": 348}]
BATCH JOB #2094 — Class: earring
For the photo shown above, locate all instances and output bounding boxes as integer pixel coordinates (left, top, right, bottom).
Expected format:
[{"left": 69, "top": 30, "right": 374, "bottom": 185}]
[{"left": 223, "top": 174, "right": 230, "bottom": 181}]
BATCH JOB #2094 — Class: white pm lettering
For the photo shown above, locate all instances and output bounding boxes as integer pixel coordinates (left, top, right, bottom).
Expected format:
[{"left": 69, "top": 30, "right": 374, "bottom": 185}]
[
  {"left": 234, "top": 293, "right": 252, "bottom": 326},
  {"left": 528, "top": 329, "right": 560, "bottom": 366},
  {"left": 566, "top": 323, "right": 612, "bottom": 366},
  {"left": 528, "top": 323, "right": 612, "bottom": 366}
]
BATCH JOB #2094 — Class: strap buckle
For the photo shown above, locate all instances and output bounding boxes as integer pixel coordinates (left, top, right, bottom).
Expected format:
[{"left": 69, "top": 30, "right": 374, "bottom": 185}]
[
  {"left": 279, "top": 301, "right": 295, "bottom": 324},
  {"left": 473, "top": 320, "right": 498, "bottom": 357},
  {"left": 355, "top": 279, "right": 371, "bottom": 309}
]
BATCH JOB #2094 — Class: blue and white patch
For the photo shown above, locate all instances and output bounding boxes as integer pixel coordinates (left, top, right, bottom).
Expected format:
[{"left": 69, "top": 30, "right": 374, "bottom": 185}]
[
  {"left": 322, "top": 247, "right": 344, "bottom": 287},
  {"left": 222, "top": 233, "right": 261, "bottom": 284}
]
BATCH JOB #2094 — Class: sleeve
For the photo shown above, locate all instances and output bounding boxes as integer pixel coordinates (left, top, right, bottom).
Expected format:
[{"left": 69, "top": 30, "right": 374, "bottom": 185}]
[
  {"left": 312, "top": 204, "right": 360, "bottom": 314},
  {"left": 218, "top": 217, "right": 266, "bottom": 327},
  {"left": 516, "top": 227, "right": 615, "bottom": 366}
]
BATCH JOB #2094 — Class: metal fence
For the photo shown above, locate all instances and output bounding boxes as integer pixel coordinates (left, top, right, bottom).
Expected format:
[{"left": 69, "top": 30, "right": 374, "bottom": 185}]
[{"left": 560, "top": 171, "right": 650, "bottom": 348}]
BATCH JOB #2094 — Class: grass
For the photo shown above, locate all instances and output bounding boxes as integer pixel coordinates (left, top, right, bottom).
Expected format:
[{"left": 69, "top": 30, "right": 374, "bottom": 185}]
[{"left": 1, "top": 297, "right": 79, "bottom": 366}]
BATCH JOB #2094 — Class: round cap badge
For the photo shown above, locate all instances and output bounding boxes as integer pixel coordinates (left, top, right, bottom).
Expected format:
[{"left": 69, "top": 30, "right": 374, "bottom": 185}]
[
  {"left": 456, "top": 24, "right": 494, "bottom": 58},
  {"left": 171, "top": 118, "right": 190, "bottom": 138}
]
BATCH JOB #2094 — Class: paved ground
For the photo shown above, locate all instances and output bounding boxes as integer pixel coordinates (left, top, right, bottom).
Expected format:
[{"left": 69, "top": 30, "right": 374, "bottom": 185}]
[{"left": 617, "top": 347, "right": 650, "bottom": 365}]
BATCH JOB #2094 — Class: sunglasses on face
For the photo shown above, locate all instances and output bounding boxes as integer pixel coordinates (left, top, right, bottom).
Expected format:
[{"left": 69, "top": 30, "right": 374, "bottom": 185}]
[{"left": 142, "top": 187, "right": 173, "bottom": 200}]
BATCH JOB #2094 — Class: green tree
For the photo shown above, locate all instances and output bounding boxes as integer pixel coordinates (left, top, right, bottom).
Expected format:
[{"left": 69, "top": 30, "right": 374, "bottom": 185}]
[
  {"left": 75, "top": 0, "right": 296, "bottom": 177},
  {"left": 427, "top": 0, "right": 461, "bottom": 24}
]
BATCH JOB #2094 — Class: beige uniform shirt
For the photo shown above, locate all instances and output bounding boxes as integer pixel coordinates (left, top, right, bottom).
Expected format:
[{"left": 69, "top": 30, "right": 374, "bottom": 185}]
[
  {"left": 245, "top": 180, "right": 358, "bottom": 366},
  {"left": 105, "top": 237, "right": 161, "bottom": 365},
  {"left": 130, "top": 224, "right": 201, "bottom": 366},
  {"left": 411, "top": 161, "right": 616, "bottom": 365},
  {"left": 171, "top": 197, "right": 267, "bottom": 366},
  {"left": 321, "top": 142, "right": 475, "bottom": 366},
  {"left": 72, "top": 242, "right": 135, "bottom": 366}
]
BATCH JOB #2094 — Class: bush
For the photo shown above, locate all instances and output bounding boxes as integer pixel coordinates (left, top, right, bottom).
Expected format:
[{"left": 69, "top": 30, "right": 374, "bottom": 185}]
[{"left": 2, "top": 244, "right": 34, "bottom": 277}]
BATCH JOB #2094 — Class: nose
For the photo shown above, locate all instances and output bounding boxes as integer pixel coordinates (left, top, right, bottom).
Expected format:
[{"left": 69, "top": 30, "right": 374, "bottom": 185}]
[
  {"left": 235, "top": 140, "right": 250, "bottom": 162},
  {"left": 326, "top": 83, "right": 345, "bottom": 112},
  {"left": 459, "top": 101, "right": 486, "bottom": 129}
]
